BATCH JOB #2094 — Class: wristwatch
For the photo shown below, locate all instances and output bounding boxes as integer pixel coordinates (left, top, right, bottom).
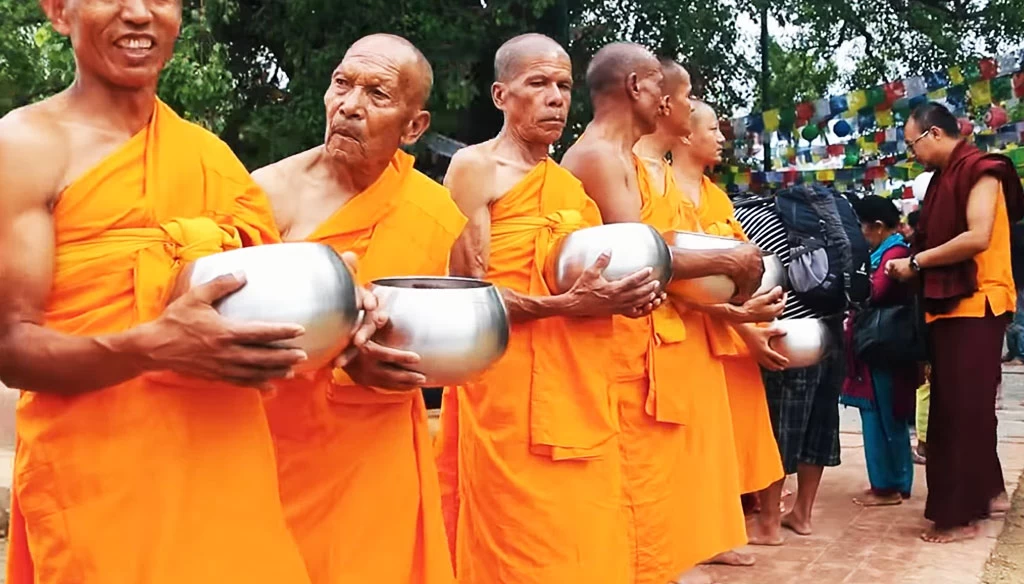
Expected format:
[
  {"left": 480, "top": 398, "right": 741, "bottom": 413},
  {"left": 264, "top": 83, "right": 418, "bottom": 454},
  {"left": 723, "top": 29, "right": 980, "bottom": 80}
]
[{"left": 909, "top": 255, "right": 921, "bottom": 272}]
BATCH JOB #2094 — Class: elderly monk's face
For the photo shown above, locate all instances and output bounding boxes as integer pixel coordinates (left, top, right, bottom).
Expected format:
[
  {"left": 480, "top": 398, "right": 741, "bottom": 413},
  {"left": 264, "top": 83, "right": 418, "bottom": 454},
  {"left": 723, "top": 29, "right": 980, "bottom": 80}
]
[
  {"left": 688, "top": 107, "right": 725, "bottom": 167},
  {"left": 323, "top": 40, "right": 431, "bottom": 167},
  {"left": 42, "top": 0, "right": 182, "bottom": 89},
  {"left": 658, "top": 67, "right": 692, "bottom": 138},
  {"left": 493, "top": 51, "right": 572, "bottom": 145}
]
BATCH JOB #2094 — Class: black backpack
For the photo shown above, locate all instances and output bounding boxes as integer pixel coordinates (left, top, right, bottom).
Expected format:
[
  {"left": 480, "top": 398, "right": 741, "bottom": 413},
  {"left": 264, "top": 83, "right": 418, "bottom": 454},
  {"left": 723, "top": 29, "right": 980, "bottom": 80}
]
[{"left": 772, "top": 184, "right": 870, "bottom": 315}]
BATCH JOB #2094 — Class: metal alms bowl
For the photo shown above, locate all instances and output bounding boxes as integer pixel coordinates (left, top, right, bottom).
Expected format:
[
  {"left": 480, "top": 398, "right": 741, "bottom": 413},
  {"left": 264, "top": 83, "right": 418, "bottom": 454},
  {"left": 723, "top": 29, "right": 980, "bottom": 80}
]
[
  {"left": 186, "top": 242, "right": 361, "bottom": 373},
  {"left": 544, "top": 223, "right": 673, "bottom": 294},
  {"left": 370, "top": 277, "right": 510, "bottom": 386},
  {"left": 769, "top": 318, "right": 833, "bottom": 369},
  {"left": 663, "top": 231, "right": 785, "bottom": 304}
]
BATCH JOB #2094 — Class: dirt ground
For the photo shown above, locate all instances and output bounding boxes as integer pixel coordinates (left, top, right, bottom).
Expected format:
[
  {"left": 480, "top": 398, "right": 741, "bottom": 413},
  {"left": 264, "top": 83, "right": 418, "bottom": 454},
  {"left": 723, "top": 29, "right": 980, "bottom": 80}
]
[{"left": 983, "top": 466, "right": 1024, "bottom": 584}]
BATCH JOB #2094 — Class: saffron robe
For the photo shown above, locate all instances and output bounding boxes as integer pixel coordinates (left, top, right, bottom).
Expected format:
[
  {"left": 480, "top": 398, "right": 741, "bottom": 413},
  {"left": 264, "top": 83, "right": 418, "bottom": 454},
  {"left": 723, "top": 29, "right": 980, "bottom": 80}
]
[
  {"left": 6, "top": 100, "right": 310, "bottom": 584},
  {"left": 438, "top": 159, "right": 628, "bottom": 584},
  {"left": 263, "top": 150, "right": 465, "bottom": 584},
  {"left": 689, "top": 176, "right": 784, "bottom": 494},
  {"left": 658, "top": 171, "right": 748, "bottom": 571}
]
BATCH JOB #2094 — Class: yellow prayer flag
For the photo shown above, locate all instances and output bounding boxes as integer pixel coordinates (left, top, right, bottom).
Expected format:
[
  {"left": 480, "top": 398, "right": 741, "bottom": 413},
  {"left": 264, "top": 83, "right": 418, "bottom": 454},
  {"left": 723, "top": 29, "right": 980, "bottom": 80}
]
[
  {"left": 876, "top": 109, "right": 894, "bottom": 128},
  {"left": 971, "top": 80, "right": 992, "bottom": 105},
  {"left": 763, "top": 109, "right": 780, "bottom": 132},
  {"left": 949, "top": 67, "right": 964, "bottom": 85},
  {"left": 847, "top": 90, "right": 868, "bottom": 112}
]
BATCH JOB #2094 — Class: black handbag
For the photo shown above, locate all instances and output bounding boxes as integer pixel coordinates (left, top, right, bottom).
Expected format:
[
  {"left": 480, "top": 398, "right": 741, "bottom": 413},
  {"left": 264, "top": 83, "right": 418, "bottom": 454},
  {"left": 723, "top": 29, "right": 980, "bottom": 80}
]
[{"left": 852, "top": 296, "right": 928, "bottom": 366}]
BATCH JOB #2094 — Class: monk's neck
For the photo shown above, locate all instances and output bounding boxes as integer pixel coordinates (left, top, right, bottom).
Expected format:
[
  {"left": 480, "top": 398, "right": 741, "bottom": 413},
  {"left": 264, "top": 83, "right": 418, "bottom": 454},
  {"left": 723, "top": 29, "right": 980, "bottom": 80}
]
[
  {"left": 494, "top": 127, "right": 549, "bottom": 165},
  {"left": 66, "top": 74, "right": 157, "bottom": 135},
  {"left": 671, "top": 150, "right": 707, "bottom": 201},
  {"left": 634, "top": 132, "right": 675, "bottom": 162},
  {"left": 318, "top": 147, "right": 388, "bottom": 194},
  {"left": 933, "top": 139, "right": 963, "bottom": 170},
  {"left": 588, "top": 103, "right": 647, "bottom": 152}
]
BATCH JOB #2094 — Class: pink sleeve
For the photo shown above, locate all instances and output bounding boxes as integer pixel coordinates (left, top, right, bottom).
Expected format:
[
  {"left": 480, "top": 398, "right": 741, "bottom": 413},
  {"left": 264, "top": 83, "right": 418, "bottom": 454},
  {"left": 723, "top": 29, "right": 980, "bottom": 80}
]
[{"left": 872, "top": 245, "right": 911, "bottom": 302}]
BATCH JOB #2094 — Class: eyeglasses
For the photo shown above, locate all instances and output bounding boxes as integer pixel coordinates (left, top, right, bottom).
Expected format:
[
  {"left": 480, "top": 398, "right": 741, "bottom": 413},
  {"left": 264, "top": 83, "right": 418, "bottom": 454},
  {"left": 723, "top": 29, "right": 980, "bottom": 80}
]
[{"left": 906, "top": 127, "right": 935, "bottom": 153}]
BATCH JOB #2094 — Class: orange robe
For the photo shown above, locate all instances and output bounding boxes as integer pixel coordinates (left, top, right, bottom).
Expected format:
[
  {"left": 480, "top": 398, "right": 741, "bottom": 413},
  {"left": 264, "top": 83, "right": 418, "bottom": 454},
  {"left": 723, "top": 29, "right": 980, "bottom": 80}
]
[
  {"left": 6, "top": 100, "right": 310, "bottom": 584},
  {"left": 263, "top": 150, "right": 465, "bottom": 584},
  {"left": 437, "top": 160, "right": 628, "bottom": 584},
  {"left": 689, "top": 176, "right": 784, "bottom": 494}
]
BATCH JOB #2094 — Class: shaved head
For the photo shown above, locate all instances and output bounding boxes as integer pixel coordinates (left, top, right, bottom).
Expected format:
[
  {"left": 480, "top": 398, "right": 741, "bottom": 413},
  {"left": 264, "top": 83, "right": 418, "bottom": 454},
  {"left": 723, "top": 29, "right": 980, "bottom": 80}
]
[
  {"left": 659, "top": 59, "right": 689, "bottom": 95},
  {"left": 495, "top": 33, "right": 569, "bottom": 82},
  {"left": 586, "top": 42, "right": 660, "bottom": 99},
  {"left": 347, "top": 33, "right": 434, "bottom": 108},
  {"left": 690, "top": 100, "right": 716, "bottom": 124}
]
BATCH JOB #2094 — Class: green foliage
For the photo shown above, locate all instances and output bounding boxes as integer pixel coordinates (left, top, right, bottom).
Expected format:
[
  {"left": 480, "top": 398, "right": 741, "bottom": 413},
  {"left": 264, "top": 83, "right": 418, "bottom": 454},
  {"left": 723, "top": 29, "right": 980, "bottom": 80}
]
[{"left": 1, "top": 0, "right": 1019, "bottom": 171}]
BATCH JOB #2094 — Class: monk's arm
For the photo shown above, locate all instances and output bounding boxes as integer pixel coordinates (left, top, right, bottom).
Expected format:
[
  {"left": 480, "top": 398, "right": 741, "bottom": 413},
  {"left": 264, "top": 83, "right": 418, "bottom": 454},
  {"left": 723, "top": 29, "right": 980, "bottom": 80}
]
[
  {"left": 915, "top": 175, "right": 999, "bottom": 269},
  {"left": 0, "top": 163, "right": 160, "bottom": 393},
  {"left": 445, "top": 152, "right": 580, "bottom": 322}
]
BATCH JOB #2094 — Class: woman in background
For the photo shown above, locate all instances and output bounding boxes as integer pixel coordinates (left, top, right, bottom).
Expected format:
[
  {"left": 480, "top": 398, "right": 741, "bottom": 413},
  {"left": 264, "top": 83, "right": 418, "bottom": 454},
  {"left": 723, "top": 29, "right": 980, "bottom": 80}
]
[{"left": 842, "top": 196, "right": 919, "bottom": 505}]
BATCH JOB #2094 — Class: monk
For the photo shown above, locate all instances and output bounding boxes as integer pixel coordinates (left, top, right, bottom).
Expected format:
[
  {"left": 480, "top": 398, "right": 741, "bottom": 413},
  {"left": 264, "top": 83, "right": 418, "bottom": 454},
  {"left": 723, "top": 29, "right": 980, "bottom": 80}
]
[
  {"left": 887, "top": 102, "right": 1023, "bottom": 543},
  {"left": 640, "top": 99, "right": 787, "bottom": 555},
  {"left": 254, "top": 34, "right": 464, "bottom": 584},
  {"left": 562, "top": 46, "right": 764, "bottom": 584},
  {"left": 437, "top": 33, "right": 665, "bottom": 583},
  {"left": 0, "top": 1, "right": 316, "bottom": 582}
]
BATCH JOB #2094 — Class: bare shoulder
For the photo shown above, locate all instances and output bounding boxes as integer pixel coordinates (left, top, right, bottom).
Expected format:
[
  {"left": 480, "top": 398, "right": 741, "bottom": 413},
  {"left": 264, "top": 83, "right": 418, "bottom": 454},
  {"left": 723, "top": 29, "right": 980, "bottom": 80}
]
[
  {"left": 251, "top": 147, "right": 319, "bottom": 230},
  {"left": 444, "top": 141, "right": 499, "bottom": 205},
  {"left": 0, "top": 101, "right": 69, "bottom": 210},
  {"left": 562, "top": 139, "right": 625, "bottom": 176}
]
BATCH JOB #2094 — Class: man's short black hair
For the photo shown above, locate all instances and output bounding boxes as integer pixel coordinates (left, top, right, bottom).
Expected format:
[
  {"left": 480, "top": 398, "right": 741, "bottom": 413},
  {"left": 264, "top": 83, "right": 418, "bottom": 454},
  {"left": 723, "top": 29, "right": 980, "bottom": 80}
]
[{"left": 909, "top": 101, "right": 960, "bottom": 138}]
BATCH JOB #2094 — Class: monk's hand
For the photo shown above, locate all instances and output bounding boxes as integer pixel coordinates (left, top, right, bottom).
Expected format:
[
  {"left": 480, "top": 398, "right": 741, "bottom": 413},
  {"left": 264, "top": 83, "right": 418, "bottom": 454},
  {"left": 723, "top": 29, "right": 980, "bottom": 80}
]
[
  {"left": 885, "top": 257, "right": 915, "bottom": 281},
  {"left": 732, "top": 287, "right": 786, "bottom": 323},
  {"left": 725, "top": 244, "right": 765, "bottom": 303},
  {"left": 335, "top": 285, "right": 383, "bottom": 368},
  {"left": 342, "top": 340, "right": 426, "bottom": 391},
  {"left": 150, "top": 272, "right": 308, "bottom": 390},
  {"left": 564, "top": 251, "right": 662, "bottom": 318},
  {"left": 737, "top": 324, "right": 789, "bottom": 371}
]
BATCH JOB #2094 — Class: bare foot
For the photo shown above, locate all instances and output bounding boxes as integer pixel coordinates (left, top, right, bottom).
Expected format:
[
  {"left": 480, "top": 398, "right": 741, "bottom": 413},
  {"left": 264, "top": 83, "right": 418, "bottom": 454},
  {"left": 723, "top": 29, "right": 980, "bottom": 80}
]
[
  {"left": 853, "top": 491, "right": 903, "bottom": 507},
  {"left": 746, "top": 518, "right": 784, "bottom": 546},
  {"left": 781, "top": 511, "right": 811, "bottom": 536},
  {"left": 921, "top": 524, "right": 979, "bottom": 544},
  {"left": 674, "top": 566, "right": 713, "bottom": 584},
  {"left": 703, "top": 550, "right": 755, "bottom": 566},
  {"left": 991, "top": 492, "right": 1010, "bottom": 514}
]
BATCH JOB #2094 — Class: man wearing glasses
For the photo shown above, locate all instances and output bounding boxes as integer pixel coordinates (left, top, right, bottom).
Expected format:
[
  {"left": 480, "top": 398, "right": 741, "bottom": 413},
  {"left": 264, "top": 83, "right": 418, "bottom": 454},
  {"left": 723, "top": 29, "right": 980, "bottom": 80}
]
[{"left": 886, "top": 102, "right": 1024, "bottom": 543}]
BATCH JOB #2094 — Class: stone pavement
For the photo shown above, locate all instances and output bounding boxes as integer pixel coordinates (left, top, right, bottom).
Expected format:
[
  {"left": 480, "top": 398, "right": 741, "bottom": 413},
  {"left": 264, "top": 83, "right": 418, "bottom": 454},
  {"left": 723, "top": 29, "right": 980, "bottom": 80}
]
[{"left": 704, "top": 368, "right": 1024, "bottom": 584}]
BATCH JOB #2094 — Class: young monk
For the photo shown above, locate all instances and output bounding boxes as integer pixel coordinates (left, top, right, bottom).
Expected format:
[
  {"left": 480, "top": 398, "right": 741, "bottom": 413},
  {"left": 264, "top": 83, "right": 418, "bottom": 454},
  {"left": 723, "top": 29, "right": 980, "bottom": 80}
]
[
  {"left": 562, "top": 45, "right": 765, "bottom": 584},
  {"left": 887, "top": 102, "right": 1024, "bottom": 543},
  {"left": 0, "top": 1, "right": 318, "bottom": 582},
  {"left": 437, "top": 33, "right": 664, "bottom": 583},
  {"left": 253, "top": 34, "right": 464, "bottom": 584},
  {"left": 641, "top": 99, "right": 787, "bottom": 555}
]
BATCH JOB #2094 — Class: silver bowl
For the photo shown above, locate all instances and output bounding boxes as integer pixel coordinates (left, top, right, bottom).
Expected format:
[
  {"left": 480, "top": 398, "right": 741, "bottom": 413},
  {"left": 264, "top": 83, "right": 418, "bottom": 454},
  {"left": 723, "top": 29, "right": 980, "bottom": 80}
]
[
  {"left": 370, "top": 277, "right": 510, "bottom": 386},
  {"left": 544, "top": 223, "right": 672, "bottom": 294},
  {"left": 185, "top": 242, "right": 361, "bottom": 373},
  {"left": 664, "top": 231, "right": 783, "bottom": 304},
  {"left": 768, "top": 318, "right": 833, "bottom": 369}
]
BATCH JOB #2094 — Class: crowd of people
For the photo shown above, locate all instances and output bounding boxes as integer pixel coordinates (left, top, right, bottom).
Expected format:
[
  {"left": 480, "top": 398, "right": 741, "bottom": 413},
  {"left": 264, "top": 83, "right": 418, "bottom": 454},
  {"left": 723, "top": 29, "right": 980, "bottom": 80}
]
[{"left": 0, "top": 2, "right": 1022, "bottom": 584}]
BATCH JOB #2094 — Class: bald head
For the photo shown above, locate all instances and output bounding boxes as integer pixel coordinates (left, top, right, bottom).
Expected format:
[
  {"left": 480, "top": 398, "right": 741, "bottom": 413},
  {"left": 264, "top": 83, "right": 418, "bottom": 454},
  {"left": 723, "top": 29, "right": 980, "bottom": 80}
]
[
  {"left": 346, "top": 33, "right": 434, "bottom": 107},
  {"left": 659, "top": 59, "right": 689, "bottom": 95},
  {"left": 495, "top": 33, "right": 569, "bottom": 82},
  {"left": 690, "top": 100, "right": 715, "bottom": 124},
  {"left": 586, "top": 42, "right": 660, "bottom": 100}
]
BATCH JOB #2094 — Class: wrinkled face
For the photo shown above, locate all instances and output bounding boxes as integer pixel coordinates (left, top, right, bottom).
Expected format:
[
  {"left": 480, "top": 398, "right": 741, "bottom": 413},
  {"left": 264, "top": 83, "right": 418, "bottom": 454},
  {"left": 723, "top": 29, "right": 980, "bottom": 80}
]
[
  {"left": 323, "top": 42, "right": 430, "bottom": 167},
  {"left": 44, "top": 0, "right": 182, "bottom": 89},
  {"left": 687, "top": 107, "right": 725, "bottom": 166},
  {"left": 904, "top": 118, "right": 940, "bottom": 168},
  {"left": 493, "top": 51, "right": 572, "bottom": 146},
  {"left": 659, "top": 69, "right": 693, "bottom": 138},
  {"left": 633, "top": 66, "right": 665, "bottom": 135}
]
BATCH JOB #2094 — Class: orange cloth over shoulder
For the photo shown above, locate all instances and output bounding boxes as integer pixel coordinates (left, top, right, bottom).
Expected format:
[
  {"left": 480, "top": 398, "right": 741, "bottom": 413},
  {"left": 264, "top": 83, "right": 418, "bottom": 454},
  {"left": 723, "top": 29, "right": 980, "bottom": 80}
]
[
  {"left": 439, "top": 159, "right": 629, "bottom": 584},
  {"left": 263, "top": 150, "right": 465, "bottom": 584},
  {"left": 6, "top": 100, "right": 310, "bottom": 584},
  {"left": 657, "top": 171, "right": 747, "bottom": 572},
  {"left": 690, "top": 176, "right": 784, "bottom": 494}
]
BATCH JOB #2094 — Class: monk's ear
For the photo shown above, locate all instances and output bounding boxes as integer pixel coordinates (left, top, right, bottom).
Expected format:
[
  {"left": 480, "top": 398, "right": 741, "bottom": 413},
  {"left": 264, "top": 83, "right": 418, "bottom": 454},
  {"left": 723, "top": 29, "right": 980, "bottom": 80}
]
[
  {"left": 625, "top": 72, "right": 641, "bottom": 102},
  {"left": 40, "top": 0, "right": 71, "bottom": 36},
  {"left": 400, "top": 110, "right": 431, "bottom": 146},
  {"left": 491, "top": 82, "right": 508, "bottom": 110}
]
